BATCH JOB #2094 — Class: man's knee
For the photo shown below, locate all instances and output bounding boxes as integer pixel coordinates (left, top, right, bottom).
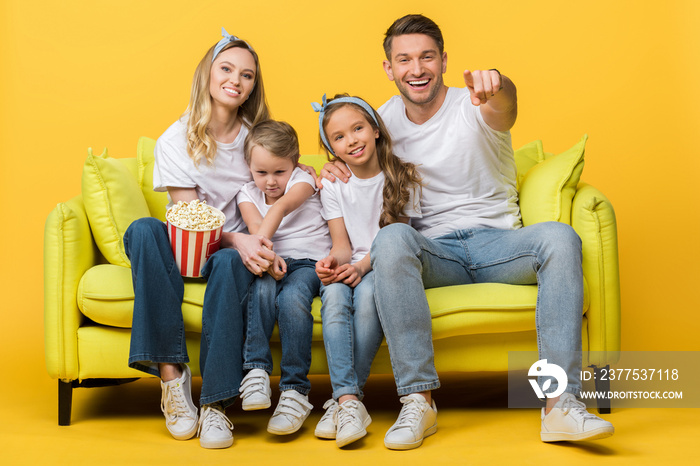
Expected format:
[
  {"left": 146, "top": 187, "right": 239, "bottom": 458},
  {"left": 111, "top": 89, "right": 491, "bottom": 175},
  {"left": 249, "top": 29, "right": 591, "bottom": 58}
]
[{"left": 371, "top": 223, "right": 420, "bottom": 265}]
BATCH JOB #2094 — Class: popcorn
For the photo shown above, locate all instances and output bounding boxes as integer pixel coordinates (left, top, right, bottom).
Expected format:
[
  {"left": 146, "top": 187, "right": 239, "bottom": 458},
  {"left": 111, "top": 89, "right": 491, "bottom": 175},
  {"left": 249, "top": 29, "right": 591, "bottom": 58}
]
[{"left": 165, "top": 200, "right": 224, "bottom": 231}]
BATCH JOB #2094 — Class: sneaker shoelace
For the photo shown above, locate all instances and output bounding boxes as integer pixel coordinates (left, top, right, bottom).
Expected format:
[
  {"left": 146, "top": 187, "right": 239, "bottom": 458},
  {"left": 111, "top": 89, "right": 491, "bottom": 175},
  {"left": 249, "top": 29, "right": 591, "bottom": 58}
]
[
  {"left": 198, "top": 405, "right": 233, "bottom": 436},
  {"left": 560, "top": 395, "right": 598, "bottom": 420},
  {"left": 240, "top": 371, "right": 268, "bottom": 401},
  {"left": 274, "top": 393, "right": 313, "bottom": 421},
  {"left": 337, "top": 400, "right": 361, "bottom": 431},
  {"left": 319, "top": 399, "right": 339, "bottom": 424},
  {"left": 393, "top": 396, "right": 427, "bottom": 429},
  {"left": 160, "top": 382, "right": 194, "bottom": 426}
]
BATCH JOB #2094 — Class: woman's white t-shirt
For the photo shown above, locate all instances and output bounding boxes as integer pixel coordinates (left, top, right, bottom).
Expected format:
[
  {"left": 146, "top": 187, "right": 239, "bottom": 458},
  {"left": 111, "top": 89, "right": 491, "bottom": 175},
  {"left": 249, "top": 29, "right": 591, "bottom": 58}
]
[
  {"left": 236, "top": 168, "right": 331, "bottom": 261},
  {"left": 153, "top": 117, "right": 251, "bottom": 233},
  {"left": 320, "top": 169, "right": 421, "bottom": 264}
]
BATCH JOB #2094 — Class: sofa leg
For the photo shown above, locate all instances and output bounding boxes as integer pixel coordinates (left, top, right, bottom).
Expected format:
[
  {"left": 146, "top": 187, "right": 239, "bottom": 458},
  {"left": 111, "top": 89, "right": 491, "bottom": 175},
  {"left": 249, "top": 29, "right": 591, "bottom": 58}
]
[
  {"left": 593, "top": 365, "right": 611, "bottom": 414},
  {"left": 58, "top": 380, "right": 74, "bottom": 426}
]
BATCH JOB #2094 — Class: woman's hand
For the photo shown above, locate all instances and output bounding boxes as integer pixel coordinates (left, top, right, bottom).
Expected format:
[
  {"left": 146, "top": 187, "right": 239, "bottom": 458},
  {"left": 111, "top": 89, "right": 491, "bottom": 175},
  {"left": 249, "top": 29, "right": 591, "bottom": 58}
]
[{"left": 226, "top": 232, "right": 276, "bottom": 276}]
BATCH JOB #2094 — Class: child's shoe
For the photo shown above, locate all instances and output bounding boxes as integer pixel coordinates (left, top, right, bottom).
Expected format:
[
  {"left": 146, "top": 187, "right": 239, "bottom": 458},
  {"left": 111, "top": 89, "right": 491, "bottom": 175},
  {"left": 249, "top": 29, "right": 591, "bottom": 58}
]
[
  {"left": 240, "top": 368, "right": 272, "bottom": 410},
  {"left": 336, "top": 399, "right": 371, "bottom": 448},
  {"left": 198, "top": 403, "right": 233, "bottom": 449},
  {"left": 314, "top": 399, "right": 339, "bottom": 439},
  {"left": 267, "top": 390, "right": 313, "bottom": 435}
]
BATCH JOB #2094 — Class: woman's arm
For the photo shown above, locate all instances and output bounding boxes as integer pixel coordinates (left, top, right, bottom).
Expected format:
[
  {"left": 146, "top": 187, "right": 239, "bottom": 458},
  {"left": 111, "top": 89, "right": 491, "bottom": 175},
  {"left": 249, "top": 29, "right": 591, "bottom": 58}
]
[{"left": 167, "top": 187, "right": 199, "bottom": 203}]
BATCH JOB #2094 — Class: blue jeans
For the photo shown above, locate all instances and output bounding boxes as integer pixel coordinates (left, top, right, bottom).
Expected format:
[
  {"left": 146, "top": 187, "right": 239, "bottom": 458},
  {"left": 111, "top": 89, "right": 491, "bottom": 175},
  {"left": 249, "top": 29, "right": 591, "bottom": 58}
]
[
  {"left": 319, "top": 271, "right": 384, "bottom": 400},
  {"left": 124, "top": 217, "right": 254, "bottom": 408},
  {"left": 370, "top": 222, "right": 583, "bottom": 396},
  {"left": 243, "top": 258, "right": 320, "bottom": 395}
]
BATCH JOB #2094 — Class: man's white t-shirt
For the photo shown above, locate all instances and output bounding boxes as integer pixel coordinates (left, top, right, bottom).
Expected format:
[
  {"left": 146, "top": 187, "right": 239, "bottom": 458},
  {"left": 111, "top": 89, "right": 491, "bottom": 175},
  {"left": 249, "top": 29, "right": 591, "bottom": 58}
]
[
  {"left": 153, "top": 117, "right": 251, "bottom": 233},
  {"left": 321, "top": 169, "right": 421, "bottom": 264},
  {"left": 378, "top": 86, "right": 521, "bottom": 239},
  {"left": 236, "top": 168, "right": 331, "bottom": 261}
]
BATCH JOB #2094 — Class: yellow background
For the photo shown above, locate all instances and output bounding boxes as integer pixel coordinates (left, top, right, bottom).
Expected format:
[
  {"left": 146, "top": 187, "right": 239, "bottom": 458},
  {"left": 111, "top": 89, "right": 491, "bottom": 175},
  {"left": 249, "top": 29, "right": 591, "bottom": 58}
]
[{"left": 1, "top": 0, "right": 699, "bottom": 384}]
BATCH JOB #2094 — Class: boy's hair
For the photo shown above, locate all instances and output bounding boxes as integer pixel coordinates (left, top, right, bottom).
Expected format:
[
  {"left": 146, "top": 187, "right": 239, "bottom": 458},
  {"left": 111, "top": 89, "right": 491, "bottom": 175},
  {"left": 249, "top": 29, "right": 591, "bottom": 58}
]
[
  {"left": 185, "top": 39, "right": 270, "bottom": 166},
  {"left": 383, "top": 14, "right": 444, "bottom": 60},
  {"left": 321, "top": 94, "right": 422, "bottom": 228},
  {"left": 244, "top": 120, "right": 300, "bottom": 165}
]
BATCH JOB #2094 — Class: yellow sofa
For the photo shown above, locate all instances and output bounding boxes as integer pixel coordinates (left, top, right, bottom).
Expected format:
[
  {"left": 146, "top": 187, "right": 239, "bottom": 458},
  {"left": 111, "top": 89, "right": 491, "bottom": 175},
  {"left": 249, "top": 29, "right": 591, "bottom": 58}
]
[{"left": 44, "top": 136, "right": 621, "bottom": 425}]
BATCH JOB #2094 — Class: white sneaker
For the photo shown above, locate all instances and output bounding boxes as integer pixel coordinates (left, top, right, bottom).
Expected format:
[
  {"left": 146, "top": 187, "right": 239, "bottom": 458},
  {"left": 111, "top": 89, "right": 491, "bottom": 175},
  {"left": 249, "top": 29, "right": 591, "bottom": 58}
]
[
  {"left": 160, "top": 365, "right": 198, "bottom": 440},
  {"left": 314, "top": 399, "right": 339, "bottom": 439},
  {"left": 240, "top": 369, "right": 272, "bottom": 410},
  {"left": 198, "top": 404, "right": 234, "bottom": 449},
  {"left": 336, "top": 400, "right": 372, "bottom": 448},
  {"left": 267, "top": 390, "right": 313, "bottom": 435},
  {"left": 384, "top": 394, "right": 437, "bottom": 450},
  {"left": 541, "top": 392, "right": 614, "bottom": 442}
]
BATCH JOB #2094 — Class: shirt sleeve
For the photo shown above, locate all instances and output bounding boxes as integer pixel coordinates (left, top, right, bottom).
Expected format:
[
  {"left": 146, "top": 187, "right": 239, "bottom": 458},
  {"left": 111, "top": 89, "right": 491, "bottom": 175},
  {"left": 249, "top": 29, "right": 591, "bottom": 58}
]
[
  {"left": 286, "top": 168, "right": 319, "bottom": 192},
  {"left": 320, "top": 179, "right": 343, "bottom": 221},
  {"left": 152, "top": 132, "right": 197, "bottom": 193},
  {"left": 235, "top": 182, "right": 256, "bottom": 205}
]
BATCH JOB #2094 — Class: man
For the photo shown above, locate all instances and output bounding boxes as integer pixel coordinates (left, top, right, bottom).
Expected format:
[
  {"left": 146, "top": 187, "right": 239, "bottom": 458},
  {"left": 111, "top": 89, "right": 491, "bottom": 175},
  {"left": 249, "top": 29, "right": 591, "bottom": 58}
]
[{"left": 324, "top": 14, "right": 614, "bottom": 450}]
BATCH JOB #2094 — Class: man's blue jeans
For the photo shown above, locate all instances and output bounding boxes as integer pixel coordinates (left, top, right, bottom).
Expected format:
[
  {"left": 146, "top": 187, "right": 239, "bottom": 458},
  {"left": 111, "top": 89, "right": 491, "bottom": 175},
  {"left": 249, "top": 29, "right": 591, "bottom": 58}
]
[
  {"left": 370, "top": 221, "right": 583, "bottom": 397},
  {"left": 319, "top": 271, "right": 384, "bottom": 401},
  {"left": 243, "top": 258, "right": 320, "bottom": 395},
  {"left": 124, "top": 217, "right": 254, "bottom": 408}
]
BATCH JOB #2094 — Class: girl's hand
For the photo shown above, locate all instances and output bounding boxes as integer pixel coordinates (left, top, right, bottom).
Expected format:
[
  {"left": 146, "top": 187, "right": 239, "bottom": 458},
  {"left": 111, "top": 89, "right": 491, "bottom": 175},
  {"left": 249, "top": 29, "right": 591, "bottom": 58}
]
[
  {"left": 317, "top": 160, "right": 351, "bottom": 189},
  {"left": 267, "top": 254, "right": 287, "bottom": 281},
  {"left": 315, "top": 255, "right": 339, "bottom": 285},
  {"left": 335, "top": 263, "right": 362, "bottom": 288},
  {"left": 230, "top": 233, "right": 276, "bottom": 276}
]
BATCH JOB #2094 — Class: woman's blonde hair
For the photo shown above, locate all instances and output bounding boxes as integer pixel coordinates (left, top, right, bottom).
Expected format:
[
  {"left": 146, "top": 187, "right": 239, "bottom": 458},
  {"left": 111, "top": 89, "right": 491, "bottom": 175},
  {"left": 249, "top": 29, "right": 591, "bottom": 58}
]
[
  {"left": 321, "top": 94, "right": 422, "bottom": 228},
  {"left": 244, "top": 120, "right": 300, "bottom": 166},
  {"left": 185, "top": 40, "right": 270, "bottom": 166}
]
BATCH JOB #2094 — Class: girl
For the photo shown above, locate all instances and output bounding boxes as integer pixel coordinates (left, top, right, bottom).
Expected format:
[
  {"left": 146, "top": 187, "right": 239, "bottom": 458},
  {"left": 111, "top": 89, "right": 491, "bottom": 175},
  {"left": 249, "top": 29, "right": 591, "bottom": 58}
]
[
  {"left": 311, "top": 94, "right": 422, "bottom": 447},
  {"left": 235, "top": 120, "right": 331, "bottom": 435},
  {"left": 123, "top": 28, "right": 274, "bottom": 449}
]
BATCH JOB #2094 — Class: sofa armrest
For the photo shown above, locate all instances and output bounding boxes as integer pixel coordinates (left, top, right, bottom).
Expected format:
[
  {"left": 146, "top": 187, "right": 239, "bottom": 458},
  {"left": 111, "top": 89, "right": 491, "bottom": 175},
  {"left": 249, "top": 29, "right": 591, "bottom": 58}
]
[
  {"left": 571, "top": 183, "right": 621, "bottom": 363},
  {"left": 44, "top": 195, "right": 100, "bottom": 380}
]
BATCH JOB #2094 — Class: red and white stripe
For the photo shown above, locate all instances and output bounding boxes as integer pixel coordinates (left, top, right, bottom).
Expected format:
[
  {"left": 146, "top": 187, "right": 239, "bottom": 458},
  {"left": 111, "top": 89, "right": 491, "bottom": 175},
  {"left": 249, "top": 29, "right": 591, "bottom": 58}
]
[{"left": 167, "top": 222, "right": 223, "bottom": 278}]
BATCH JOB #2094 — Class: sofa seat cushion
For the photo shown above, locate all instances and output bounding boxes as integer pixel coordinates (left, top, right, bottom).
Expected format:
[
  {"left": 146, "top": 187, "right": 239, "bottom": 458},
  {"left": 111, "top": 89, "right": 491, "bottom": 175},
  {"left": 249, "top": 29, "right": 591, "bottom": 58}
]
[{"left": 78, "top": 264, "right": 589, "bottom": 340}]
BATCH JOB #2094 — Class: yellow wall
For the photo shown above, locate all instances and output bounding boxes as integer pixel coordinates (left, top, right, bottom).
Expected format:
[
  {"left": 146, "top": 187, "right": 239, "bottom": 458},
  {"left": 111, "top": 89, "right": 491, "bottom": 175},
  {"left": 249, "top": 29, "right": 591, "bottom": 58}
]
[{"left": 2, "top": 0, "right": 699, "bottom": 356}]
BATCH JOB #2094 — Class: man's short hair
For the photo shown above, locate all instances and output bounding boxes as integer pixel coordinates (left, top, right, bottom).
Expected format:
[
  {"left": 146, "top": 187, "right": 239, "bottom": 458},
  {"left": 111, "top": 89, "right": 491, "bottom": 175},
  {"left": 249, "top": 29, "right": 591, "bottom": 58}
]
[{"left": 383, "top": 14, "right": 444, "bottom": 60}]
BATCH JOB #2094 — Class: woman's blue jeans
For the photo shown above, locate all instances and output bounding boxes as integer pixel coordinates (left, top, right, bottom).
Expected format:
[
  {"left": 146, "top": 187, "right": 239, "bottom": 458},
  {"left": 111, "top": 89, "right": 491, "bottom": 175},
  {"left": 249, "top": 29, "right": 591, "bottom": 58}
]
[
  {"left": 370, "top": 221, "right": 584, "bottom": 397},
  {"left": 242, "top": 258, "right": 320, "bottom": 395},
  {"left": 319, "top": 271, "right": 384, "bottom": 400},
  {"left": 124, "top": 217, "right": 254, "bottom": 408}
]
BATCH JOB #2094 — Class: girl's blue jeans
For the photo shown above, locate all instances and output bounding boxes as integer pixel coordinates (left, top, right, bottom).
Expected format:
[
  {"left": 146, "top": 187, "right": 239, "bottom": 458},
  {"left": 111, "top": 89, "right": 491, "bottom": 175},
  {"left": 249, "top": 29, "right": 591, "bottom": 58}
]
[{"left": 319, "top": 270, "right": 384, "bottom": 401}]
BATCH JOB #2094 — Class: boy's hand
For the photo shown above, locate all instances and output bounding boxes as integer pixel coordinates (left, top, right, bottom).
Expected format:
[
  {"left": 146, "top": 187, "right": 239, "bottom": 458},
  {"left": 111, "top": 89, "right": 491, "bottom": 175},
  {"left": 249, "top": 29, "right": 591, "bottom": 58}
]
[
  {"left": 315, "top": 255, "right": 339, "bottom": 285},
  {"left": 267, "top": 254, "right": 287, "bottom": 281}
]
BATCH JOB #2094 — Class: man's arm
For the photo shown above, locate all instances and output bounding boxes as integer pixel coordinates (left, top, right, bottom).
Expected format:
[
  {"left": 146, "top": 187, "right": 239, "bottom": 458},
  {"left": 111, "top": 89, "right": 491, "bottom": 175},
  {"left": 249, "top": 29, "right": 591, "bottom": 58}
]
[{"left": 463, "top": 69, "right": 517, "bottom": 132}]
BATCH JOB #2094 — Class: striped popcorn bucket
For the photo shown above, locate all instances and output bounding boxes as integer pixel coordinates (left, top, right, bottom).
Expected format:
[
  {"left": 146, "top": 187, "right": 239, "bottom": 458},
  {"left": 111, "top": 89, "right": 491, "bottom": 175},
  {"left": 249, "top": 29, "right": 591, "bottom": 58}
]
[{"left": 166, "top": 219, "right": 224, "bottom": 278}]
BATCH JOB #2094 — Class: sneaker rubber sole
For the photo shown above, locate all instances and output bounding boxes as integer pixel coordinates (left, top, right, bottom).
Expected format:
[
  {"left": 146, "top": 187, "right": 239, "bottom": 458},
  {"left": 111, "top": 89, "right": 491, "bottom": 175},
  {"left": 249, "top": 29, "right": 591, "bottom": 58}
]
[
  {"left": 541, "top": 426, "right": 614, "bottom": 442},
  {"left": 336, "top": 414, "right": 372, "bottom": 448},
  {"left": 314, "top": 427, "right": 336, "bottom": 439},
  {"left": 200, "top": 436, "right": 233, "bottom": 449},
  {"left": 384, "top": 422, "right": 437, "bottom": 450},
  {"left": 170, "top": 422, "right": 198, "bottom": 440},
  {"left": 241, "top": 399, "right": 271, "bottom": 411}
]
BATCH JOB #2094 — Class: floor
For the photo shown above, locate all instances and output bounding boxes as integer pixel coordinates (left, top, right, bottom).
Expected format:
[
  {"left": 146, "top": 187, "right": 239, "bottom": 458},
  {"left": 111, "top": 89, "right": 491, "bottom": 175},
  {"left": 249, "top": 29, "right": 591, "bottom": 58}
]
[{"left": 3, "top": 345, "right": 698, "bottom": 466}]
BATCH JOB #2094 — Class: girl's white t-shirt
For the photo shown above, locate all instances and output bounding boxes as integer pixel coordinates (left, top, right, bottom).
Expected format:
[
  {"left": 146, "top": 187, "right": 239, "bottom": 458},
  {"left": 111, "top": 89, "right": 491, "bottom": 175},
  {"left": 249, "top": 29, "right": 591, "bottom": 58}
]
[
  {"left": 320, "top": 169, "right": 421, "bottom": 264},
  {"left": 378, "top": 86, "right": 521, "bottom": 239},
  {"left": 236, "top": 168, "right": 331, "bottom": 261},
  {"left": 153, "top": 117, "right": 251, "bottom": 233}
]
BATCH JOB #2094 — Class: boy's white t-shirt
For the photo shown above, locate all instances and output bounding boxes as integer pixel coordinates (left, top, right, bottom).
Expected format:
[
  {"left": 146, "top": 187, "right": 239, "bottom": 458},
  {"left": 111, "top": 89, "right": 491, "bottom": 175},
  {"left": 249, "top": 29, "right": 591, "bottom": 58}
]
[
  {"left": 320, "top": 169, "right": 421, "bottom": 264},
  {"left": 236, "top": 168, "right": 331, "bottom": 261},
  {"left": 153, "top": 117, "right": 251, "bottom": 233},
  {"left": 378, "top": 86, "right": 521, "bottom": 239}
]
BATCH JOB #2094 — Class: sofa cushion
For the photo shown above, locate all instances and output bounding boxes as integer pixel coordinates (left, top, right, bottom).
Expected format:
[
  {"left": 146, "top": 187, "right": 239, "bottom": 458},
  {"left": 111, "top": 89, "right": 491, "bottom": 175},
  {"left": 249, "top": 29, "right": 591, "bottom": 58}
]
[
  {"left": 136, "top": 137, "right": 168, "bottom": 221},
  {"left": 516, "top": 135, "right": 587, "bottom": 226},
  {"left": 82, "top": 148, "right": 152, "bottom": 267},
  {"left": 77, "top": 263, "right": 589, "bottom": 339}
]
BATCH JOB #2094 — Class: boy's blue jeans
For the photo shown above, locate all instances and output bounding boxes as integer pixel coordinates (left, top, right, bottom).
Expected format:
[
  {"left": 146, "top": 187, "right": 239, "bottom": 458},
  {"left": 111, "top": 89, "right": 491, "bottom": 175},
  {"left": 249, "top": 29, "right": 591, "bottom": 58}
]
[
  {"left": 319, "top": 271, "right": 384, "bottom": 401},
  {"left": 124, "top": 217, "right": 254, "bottom": 408},
  {"left": 370, "top": 221, "right": 584, "bottom": 397},
  {"left": 243, "top": 258, "right": 320, "bottom": 395}
]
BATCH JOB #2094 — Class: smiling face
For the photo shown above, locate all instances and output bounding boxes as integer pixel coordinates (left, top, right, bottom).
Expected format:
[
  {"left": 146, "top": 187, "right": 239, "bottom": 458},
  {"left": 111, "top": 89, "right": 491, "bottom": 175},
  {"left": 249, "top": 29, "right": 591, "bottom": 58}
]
[
  {"left": 324, "top": 105, "right": 380, "bottom": 178},
  {"left": 383, "top": 33, "right": 447, "bottom": 108},
  {"left": 248, "top": 145, "right": 295, "bottom": 203},
  {"left": 209, "top": 46, "right": 257, "bottom": 112}
]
